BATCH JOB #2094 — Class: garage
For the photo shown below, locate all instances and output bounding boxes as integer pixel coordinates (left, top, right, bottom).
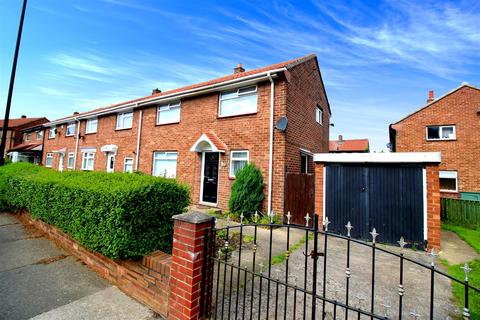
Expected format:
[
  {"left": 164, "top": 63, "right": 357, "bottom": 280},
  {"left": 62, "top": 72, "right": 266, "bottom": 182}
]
[{"left": 314, "top": 152, "right": 442, "bottom": 248}]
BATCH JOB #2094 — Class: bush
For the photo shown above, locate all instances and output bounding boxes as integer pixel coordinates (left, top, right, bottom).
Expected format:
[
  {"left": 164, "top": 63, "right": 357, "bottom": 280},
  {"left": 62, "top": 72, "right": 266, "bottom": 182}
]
[
  {"left": 229, "top": 163, "right": 264, "bottom": 219},
  {"left": 0, "top": 163, "right": 190, "bottom": 259}
]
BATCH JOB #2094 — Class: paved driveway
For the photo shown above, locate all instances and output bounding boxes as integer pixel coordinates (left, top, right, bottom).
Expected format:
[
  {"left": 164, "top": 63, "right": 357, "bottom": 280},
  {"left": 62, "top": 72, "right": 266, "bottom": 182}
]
[{"left": 0, "top": 212, "right": 157, "bottom": 320}]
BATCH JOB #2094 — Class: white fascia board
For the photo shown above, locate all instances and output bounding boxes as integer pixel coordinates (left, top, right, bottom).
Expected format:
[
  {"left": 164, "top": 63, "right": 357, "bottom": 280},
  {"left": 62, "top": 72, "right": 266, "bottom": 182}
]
[
  {"left": 313, "top": 152, "right": 441, "bottom": 164},
  {"left": 44, "top": 69, "right": 286, "bottom": 126}
]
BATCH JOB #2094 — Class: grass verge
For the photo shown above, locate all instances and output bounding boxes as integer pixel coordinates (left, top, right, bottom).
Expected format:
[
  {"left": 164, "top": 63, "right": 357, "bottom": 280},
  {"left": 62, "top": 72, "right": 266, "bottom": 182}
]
[
  {"left": 442, "top": 223, "right": 480, "bottom": 319},
  {"left": 271, "top": 236, "right": 307, "bottom": 265}
]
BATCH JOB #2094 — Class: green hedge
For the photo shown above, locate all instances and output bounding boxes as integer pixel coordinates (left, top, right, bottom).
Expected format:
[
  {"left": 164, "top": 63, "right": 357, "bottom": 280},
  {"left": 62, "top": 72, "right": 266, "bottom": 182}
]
[{"left": 0, "top": 163, "right": 190, "bottom": 259}]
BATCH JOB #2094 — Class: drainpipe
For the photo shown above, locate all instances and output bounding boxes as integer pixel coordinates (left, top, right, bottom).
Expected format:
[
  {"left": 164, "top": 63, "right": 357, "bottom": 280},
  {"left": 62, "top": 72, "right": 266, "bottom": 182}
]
[
  {"left": 267, "top": 72, "right": 275, "bottom": 216},
  {"left": 135, "top": 109, "right": 143, "bottom": 171},
  {"left": 73, "top": 119, "right": 80, "bottom": 169}
]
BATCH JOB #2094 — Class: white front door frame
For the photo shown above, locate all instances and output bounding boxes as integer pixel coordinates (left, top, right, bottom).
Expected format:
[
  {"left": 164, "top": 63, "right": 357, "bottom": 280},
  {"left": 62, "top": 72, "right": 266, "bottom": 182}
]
[
  {"left": 106, "top": 153, "right": 115, "bottom": 173},
  {"left": 58, "top": 154, "right": 64, "bottom": 172},
  {"left": 199, "top": 151, "right": 220, "bottom": 207}
]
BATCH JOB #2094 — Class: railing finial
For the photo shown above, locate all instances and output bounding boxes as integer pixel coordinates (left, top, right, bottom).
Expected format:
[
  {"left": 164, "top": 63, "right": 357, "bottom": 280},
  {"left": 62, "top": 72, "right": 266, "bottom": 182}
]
[
  {"left": 370, "top": 227, "right": 379, "bottom": 244},
  {"left": 429, "top": 248, "right": 438, "bottom": 267},
  {"left": 286, "top": 211, "right": 292, "bottom": 225},
  {"left": 345, "top": 221, "right": 353, "bottom": 237},
  {"left": 461, "top": 262, "right": 472, "bottom": 282},
  {"left": 324, "top": 216, "right": 331, "bottom": 231},
  {"left": 305, "top": 212, "right": 310, "bottom": 227}
]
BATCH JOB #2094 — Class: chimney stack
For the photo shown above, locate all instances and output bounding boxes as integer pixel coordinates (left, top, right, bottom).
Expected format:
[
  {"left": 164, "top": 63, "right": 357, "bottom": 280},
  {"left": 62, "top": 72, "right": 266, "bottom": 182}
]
[
  {"left": 234, "top": 63, "right": 245, "bottom": 74},
  {"left": 21, "top": 115, "right": 26, "bottom": 118},
  {"left": 427, "top": 90, "right": 435, "bottom": 103},
  {"left": 338, "top": 135, "right": 343, "bottom": 142},
  {"left": 152, "top": 88, "right": 162, "bottom": 95},
  {"left": 73, "top": 111, "right": 79, "bottom": 115}
]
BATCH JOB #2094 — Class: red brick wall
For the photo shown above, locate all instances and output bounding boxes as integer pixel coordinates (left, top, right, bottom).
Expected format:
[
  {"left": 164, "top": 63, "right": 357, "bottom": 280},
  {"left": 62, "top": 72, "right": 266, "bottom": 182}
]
[
  {"left": 392, "top": 86, "right": 480, "bottom": 196},
  {"left": 285, "top": 58, "right": 330, "bottom": 175},
  {"left": 17, "top": 211, "right": 172, "bottom": 317}
]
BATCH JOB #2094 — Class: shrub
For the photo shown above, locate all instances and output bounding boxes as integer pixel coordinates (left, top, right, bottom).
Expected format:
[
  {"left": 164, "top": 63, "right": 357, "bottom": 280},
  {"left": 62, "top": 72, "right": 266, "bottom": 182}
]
[
  {"left": 229, "top": 163, "right": 264, "bottom": 219},
  {"left": 1, "top": 163, "right": 190, "bottom": 259}
]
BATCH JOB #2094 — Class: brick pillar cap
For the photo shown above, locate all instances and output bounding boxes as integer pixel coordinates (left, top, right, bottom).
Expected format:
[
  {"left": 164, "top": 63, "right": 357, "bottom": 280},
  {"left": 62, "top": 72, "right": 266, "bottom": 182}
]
[{"left": 173, "top": 211, "right": 214, "bottom": 224}]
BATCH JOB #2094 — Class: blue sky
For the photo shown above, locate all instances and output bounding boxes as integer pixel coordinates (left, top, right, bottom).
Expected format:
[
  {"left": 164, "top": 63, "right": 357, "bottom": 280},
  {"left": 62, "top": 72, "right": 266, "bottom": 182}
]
[{"left": 1, "top": 0, "right": 479, "bottom": 151}]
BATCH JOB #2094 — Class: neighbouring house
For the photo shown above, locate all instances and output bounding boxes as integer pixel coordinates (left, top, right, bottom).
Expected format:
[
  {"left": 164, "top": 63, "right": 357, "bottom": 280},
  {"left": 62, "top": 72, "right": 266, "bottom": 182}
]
[
  {"left": 329, "top": 135, "right": 369, "bottom": 153},
  {"left": 389, "top": 83, "right": 480, "bottom": 200},
  {"left": 0, "top": 116, "right": 49, "bottom": 163},
  {"left": 42, "top": 54, "right": 331, "bottom": 214}
]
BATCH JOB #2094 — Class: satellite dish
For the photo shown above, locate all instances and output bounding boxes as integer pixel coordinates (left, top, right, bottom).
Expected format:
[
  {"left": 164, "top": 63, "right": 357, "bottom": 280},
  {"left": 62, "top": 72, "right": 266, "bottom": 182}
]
[{"left": 275, "top": 116, "right": 288, "bottom": 132}]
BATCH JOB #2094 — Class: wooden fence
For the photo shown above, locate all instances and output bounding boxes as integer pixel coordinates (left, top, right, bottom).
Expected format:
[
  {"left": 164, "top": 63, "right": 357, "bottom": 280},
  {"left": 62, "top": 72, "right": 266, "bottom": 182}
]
[{"left": 441, "top": 197, "right": 480, "bottom": 226}]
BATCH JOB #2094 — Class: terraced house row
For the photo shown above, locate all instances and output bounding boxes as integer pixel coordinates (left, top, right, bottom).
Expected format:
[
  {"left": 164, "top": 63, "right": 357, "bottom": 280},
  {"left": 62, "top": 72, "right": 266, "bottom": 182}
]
[{"left": 41, "top": 54, "right": 331, "bottom": 213}]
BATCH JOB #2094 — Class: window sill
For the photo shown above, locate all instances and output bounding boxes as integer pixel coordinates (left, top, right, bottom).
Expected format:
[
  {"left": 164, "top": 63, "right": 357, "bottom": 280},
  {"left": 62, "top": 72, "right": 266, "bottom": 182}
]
[
  {"left": 84, "top": 131, "right": 97, "bottom": 135},
  {"left": 217, "top": 112, "right": 257, "bottom": 120},
  {"left": 426, "top": 139, "right": 456, "bottom": 142},
  {"left": 228, "top": 176, "right": 236, "bottom": 180},
  {"left": 156, "top": 121, "right": 180, "bottom": 127},
  {"left": 115, "top": 127, "right": 133, "bottom": 131},
  {"left": 65, "top": 135, "right": 75, "bottom": 138},
  {"left": 440, "top": 190, "right": 458, "bottom": 193}
]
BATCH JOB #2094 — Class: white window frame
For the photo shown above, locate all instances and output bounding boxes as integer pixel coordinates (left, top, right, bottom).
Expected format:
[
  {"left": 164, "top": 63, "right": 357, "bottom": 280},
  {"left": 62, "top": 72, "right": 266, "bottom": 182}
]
[
  {"left": 123, "top": 157, "right": 134, "bottom": 173},
  {"left": 81, "top": 152, "right": 95, "bottom": 171},
  {"left": 25, "top": 133, "right": 31, "bottom": 142},
  {"left": 45, "top": 153, "right": 53, "bottom": 167},
  {"left": 116, "top": 111, "right": 133, "bottom": 130},
  {"left": 316, "top": 106, "right": 323, "bottom": 125},
  {"left": 152, "top": 151, "right": 178, "bottom": 178},
  {"left": 48, "top": 127, "right": 56, "bottom": 139},
  {"left": 229, "top": 150, "right": 249, "bottom": 178},
  {"left": 219, "top": 85, "right": 258, "bottom": 117},
  {"left": 426, "top": 125, "right": 456, "bottom": 141},
  {"left": 439, "top": 170, "right": 458, "bottom": 193},
  {"left": 36, "top": 130, "right": 43, "bottom": 140},
  {"left": 156, "top": 101, "right": 181, "bottom": 125},
  {"left": 67, "top": 152, "right": 75, "bottom": 169},
  {"left": 85, "top": 118, "right": 98, "bottom": 134},
  {"left": 66, "top": 122, "right": 76, "bottom": 137}
]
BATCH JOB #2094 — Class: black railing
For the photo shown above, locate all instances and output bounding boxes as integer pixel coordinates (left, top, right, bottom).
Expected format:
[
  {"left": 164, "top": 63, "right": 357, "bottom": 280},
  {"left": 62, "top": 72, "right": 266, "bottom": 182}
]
[{"left": 203, "top": 213, "right": 479, "bottom": 319}]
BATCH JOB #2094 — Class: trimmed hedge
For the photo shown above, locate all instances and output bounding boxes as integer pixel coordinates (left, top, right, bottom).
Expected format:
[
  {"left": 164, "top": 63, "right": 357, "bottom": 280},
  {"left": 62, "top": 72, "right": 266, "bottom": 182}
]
[{"left": 0, "top": 163, "right": 190, "bottom": 259}]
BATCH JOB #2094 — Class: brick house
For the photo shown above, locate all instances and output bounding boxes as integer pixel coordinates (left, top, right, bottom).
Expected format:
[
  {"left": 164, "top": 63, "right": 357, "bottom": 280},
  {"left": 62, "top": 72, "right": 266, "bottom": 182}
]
[
  {"left": 389, "top": 83, "right": 480, "bottom": 200},
  {"left": 42, "top": 54, "right": 331, "bottom": 214},
  {"left": 1, "top": 116, "right": 49, "bottom": 163},
  {"left": 329, "top": 135, "right": 369, "bottom": 153}
]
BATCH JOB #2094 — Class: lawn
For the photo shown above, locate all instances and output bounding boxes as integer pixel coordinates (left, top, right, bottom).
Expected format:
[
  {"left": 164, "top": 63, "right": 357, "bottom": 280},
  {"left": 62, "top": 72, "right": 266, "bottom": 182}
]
[{"left": 442, "top": 223, "right": 480, "bottom": 319}]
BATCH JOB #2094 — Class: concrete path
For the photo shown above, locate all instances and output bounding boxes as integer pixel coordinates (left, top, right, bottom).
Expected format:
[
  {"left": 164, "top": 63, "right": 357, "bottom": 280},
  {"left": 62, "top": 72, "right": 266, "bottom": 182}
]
[
  {"left": 0, "top": 212, "right": 157, "bottom": 320},
  {"left": 439, "top": 230, "right": 479, "bottom": 265}
]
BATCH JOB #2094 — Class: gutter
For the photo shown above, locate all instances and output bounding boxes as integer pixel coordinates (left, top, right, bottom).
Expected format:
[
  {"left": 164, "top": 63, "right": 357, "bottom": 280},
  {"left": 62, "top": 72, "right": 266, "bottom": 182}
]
[
  {"left": 267, "top": 72, "right": 275, "bottom": 216},
  {"left": 44, "top": 68, "right": 287, "bottom": 126}
]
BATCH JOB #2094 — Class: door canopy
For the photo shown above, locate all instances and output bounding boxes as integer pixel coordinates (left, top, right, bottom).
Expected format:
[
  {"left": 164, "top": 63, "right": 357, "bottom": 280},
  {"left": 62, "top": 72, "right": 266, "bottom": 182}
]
[
  {"left": 189, "top": 133, "right": 226, "bottom": 153},
  {"left": 100, "top": 144, "right": 118, "bottom": 154}
]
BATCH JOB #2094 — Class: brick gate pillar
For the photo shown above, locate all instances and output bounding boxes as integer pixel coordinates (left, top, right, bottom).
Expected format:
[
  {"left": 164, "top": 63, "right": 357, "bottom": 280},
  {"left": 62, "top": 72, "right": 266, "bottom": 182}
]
[{"left": 169, "top": 212, "right": 214, "bottom": 320}]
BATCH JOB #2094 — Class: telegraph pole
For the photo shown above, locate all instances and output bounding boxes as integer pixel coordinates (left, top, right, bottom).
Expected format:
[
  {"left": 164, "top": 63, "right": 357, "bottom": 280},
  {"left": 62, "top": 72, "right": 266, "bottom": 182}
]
[{"left": 0, "top": 0, "right": 28, "bottom": 166}]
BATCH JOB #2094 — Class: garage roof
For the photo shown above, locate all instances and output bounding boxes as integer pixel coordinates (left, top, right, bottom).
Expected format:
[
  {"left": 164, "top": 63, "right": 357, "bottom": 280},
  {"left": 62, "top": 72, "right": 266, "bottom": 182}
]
[{"left": 313, "top": 152, "right": 441, "bottom": 163}]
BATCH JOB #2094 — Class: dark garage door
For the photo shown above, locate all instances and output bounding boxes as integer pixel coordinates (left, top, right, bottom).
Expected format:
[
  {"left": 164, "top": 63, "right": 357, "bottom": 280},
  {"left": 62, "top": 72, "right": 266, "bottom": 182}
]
[{"left": 325, "top": 164, "right": 424, "bottom": 245}]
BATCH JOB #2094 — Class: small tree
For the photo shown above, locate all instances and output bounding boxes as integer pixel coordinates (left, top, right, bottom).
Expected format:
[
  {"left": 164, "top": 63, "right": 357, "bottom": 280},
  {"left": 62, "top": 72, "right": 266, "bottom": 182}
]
[{"left": 229, "top": 163, "right": 264, "bottom": 219}]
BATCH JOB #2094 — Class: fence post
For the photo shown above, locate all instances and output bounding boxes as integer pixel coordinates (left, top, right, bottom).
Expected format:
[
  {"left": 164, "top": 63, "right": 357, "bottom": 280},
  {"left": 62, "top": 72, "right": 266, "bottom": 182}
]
[{"left": 170, "top": 211, "right": 214, "bottom": 320}]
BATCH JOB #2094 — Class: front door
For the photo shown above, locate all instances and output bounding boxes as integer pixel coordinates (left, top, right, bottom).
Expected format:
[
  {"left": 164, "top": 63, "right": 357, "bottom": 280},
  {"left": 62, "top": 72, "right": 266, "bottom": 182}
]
[
  {"left": 202, "top": 152, "right": 219, "bottom": 204},
  {"left": 106, "top": 153, "right": 115, "bottom": 173},
  {"left": 58, "top": 154, "right": 64, "bottom": 172}
]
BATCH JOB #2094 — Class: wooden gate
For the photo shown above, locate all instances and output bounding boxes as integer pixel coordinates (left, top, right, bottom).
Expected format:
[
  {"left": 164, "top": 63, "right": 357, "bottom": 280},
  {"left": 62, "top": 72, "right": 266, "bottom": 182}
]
[{"left": 284, "top": 173, "right": 314, "bottom": 225}]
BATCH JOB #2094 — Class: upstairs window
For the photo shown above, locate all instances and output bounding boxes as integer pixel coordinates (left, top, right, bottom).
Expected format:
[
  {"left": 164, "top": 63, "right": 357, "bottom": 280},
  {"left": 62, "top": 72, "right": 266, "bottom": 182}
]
[
  {"left": 426, "top": 125, "right": 455, "bottom": 141},
  {"left": 157, "top": 101, "right": 181, "bottom": 125},
  {"left": 45, "top": 153, "right": 53, "bottom": 167},
  {"left": 219, "top": 85, "right": 258, "bottom": 117},
  {"left": 36, "top": 131, "right": 43, "bottom": 140},
  {"left": 316, "top": 106, "right": 323, "bottom": 125},
  {"left": 439, "top": 171, "right": 458, "bottom": 192},
  {"left": 48, "top": 127, "right": 56, "bottom": 139},
  {"left": 230, "top": 150, "right": 249, "bottom": 177},
  {"left": 66, "top": 123, "right": 76, "bottom": 136},
  {"left": 25, "top": 133, "right": 31, "bottom": 142},
  {"left": 153, "top": 152, "right": 178, "bottom": 178},
  {"left": 116, "top": 111, "right": 133, "bottom": 130},
  {"left": 85, "top": 118, "right": 98, "bottom": 134}
]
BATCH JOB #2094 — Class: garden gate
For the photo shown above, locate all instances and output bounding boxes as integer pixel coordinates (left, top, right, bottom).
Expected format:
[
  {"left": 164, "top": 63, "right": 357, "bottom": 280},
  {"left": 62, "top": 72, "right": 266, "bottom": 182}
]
[
  {"left": 201, "top": 213, "right": 479, "bottom": 319},
  {"left": 285, "top": 173, "right": 314, "bottom": 225}
]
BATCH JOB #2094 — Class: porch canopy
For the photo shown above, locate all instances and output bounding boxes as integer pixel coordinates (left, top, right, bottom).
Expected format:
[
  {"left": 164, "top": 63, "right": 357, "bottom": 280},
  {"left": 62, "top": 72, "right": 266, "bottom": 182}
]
[
  {"left": 100, "top": 144, "right": 118, "bottom": 154},
  {"left": 189, "top": 132, "right": 227, "bottom": 153}
]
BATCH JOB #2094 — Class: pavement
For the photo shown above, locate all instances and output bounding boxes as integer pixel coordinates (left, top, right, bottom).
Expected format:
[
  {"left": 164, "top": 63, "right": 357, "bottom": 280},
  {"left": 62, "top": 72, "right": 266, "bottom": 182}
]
[
  {"left": 439, "top": 230, "right": 479, "bottom": 265},
  {"left": 0, "top": 212, "right": 158, "bottom": 320}
]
